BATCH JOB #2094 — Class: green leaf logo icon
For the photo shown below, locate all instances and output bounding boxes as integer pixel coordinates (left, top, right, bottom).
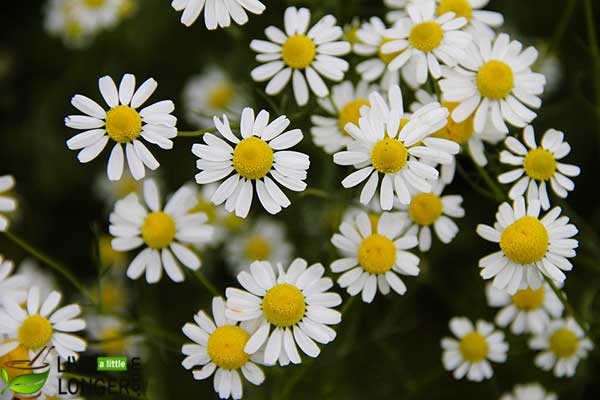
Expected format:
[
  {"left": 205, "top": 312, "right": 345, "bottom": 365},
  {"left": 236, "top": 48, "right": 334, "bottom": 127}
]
[
  {"left": 1, "top": 367, "right": 8, "bottom": 383},
  {"left": 0, "top": 370, "right": 50, "bottom": 396}
]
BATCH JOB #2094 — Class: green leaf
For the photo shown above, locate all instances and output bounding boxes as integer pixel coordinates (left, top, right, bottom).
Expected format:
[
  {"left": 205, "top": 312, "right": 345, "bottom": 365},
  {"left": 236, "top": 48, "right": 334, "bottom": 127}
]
[
  {"left": 1, "top": 368, "right": 8, "bottom": 383},
  {"left": 6, "top": 370, "right": 50, "bottom": 395}
]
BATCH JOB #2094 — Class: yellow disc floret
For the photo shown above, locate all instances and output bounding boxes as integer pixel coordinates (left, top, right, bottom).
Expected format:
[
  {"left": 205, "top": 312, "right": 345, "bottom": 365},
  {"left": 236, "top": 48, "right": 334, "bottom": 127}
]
[
  {"left": 207, "top": 325, "right": 250, "bottom": 370},
  {"left": 523, "top": 148, "right": 557, "bottom": 181},
  {"left": 409, "top": 193, "right": 444, "bottom": 226},
  {"left": 549, "top": 328, "right": 579, "bottom": 358},
  {"left": 409, "top": 22, "right": 444, "bottom": 53},
  {"left": 99, "top": 328, "right": 126, "bottom": 355},
  {"left": 142, "top": 211, "right": 176, "bottom": 249},
  {"left": 84, "top": 0, "right": 106, "bottom": 8},
  {"left": 378, "top": 37, "right": 404, "bottom": 64},
  {"left": 371, "top": 137, "right": 408, "bottom": 174},
  {"left": 338, "top": 99, "right": 370, "bottom": 132},
  {"left": 262, "top": 284, "right": 306, "bottom": 327},
  {"left": 18, "top": 315, "right": 53, "bottom": 350},
  {"left": 368, "top": 213, "right": 380, "bottom": 233},
  {"left": 358, "top": 234, "right": 397, "bottom": 274},
  {"left": 477, "top": 60, "right": 514, "bottom": 100},
  {"left": 433, "top": 102, "right": 474, "bottom": 144},
  {"left": 437, "top": 0, "right": 473, "bottom": 20},
  {"left": 459, "top": 332, "right": 489, "bottom": 362},
  {"left": 208, "top": 84, "right": 235, "bottom": 110},
  {"left": 244, "top": 235, "right": 271, "bottom": 261},
  {"left": 281, "top": 35, "right": 316, "bottom": 69},
  {"left": 232, "top": 137, "right": 274, "bottom": 180},
  {"left": 511, "top": 287, "right": 545, "bottom": 311},
  {"left": 189, "top": 199, "right": 218, "bottom": 224},
  {"left": 500, "top": 216, "right": 549, "bottom": 265},
  {"left": 105, "top": 105, "right": 142, "bottom": 143}
]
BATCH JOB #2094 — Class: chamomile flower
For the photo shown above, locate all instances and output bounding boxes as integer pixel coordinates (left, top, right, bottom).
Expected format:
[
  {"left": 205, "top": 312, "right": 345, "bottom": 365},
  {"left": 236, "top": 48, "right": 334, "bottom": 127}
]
[
  {"left": 440, "top": 33, "right": 546, "bottom": 134},
  {"left": 476, "top": 196, "right": 578, "bottom": 294},
  {"left": 330, "top": 211, "right": 420, "bottom": 302},
  {"left": 86, "top": 315, "right": 141, "bottom": 356},
  {"left": 529, "top": 317, "right": 593, "bottom": 377},
  {"left": 250, "top": 7, "right": 351, "bottom": 106},
  {"left": 16, "top": 259, "right": 56, "bottom": 299},
  {"left": 181, "top": 297, "right": 265, "bottom": 399},
  {"left": 0, "top": 175, "right": 16, "bottom": 232},
  {"left": 499, "top": 126, "right": 580, "bottom": 210},
  {"left": 225, "top": 259, "right": 342, "bottom": 365},
  {"left": 382, "top": 3, "right": 472, "bottom": 86},
  {"left": 171, "top": 0, "right": 265, "bottom": 29},
  {"left": 384, "top": 0, "right": 428, "bottom": 22},
  {"left": 109, "top": 179, "right": 214, "bottom": 283},
  {"left": 225, "top": 218, "right": 293, "bottom": 275},
  {"left": 65, "top": 74, "right": 177, "bottom": 181},
  {"left": 192, "top": 108, "right": 310, "bottom": 218},
  {"left": 0, "top": 286, "right": 87, "bottom": 360},
  {"left": 333, "top": 85, "right": 458, "bottom": 210},
  {"left": 311, "top": 80, "right": 379, "bottom": 154},
  {"left": 441, "top": 317, "right": 508, "bottom": 381},
  {"left": 71, "top": 0, "right": 124, "bottom": 31},
  {"left": 500, "top": 383, "right": 557, "bottom": 400},
  {"left": 486, "top": 283, "right": 563, "bottom": 335},
  {"left": 44, "top": 0, "right": 93, "bottom": 48},
  {"left": 0, "top": 256, "right": 28, "bottom": 303}
]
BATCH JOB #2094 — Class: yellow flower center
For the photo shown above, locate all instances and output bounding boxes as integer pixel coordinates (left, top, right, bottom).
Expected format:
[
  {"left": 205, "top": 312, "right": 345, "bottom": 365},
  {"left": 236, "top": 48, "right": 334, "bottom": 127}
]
[
  {"left": 262, "top": 284, "right": 306, "bottom": 328},
  {"left": 459, "top": 332, "right": 489, "bottom": 362},
  {"left": 99, "top": 328, "right": 126, "bottom": 355},
  {"left": 189, "top": 199, "right": 218, "bottom": 224},
  {"left": 84, "top": 0, "right": 106, "bottom": 8},
  {"left": 511, "top": 287, "right": 545, "bottom": 311},
  {"left": 409, "top": 22, "right": 444, "bottom": 53},
  {"left": 114, "top": 176, "right": 140, "bottom": 198},
  {"left": 281, "top": 34, "right": 316, "bottom": 69},
  {"left": 358, "top": 233, "right": 397, "bottom": 274},
  {"left": 99, "top": 235, "right": 125, "bottom": 267},
  {"left": 500, "top": 216, "right": 549, "bottom": 265},
  {"left": 338, "top": 98, "right": 370, "bottom": 132},
  {"left": 433, "top": 102, "right": 474, "bottom": 144},
  {"left": 370, "top": 137, "right": 408, "bottom": 174},
  {"left": 105, "top": 105, "right": 142, "bottom": 143},
  {"left": 244, "top": 235, "right": 271, "bottom": 261},
  {"left": 437, "top": 0, "right": 473, "bottom": 20},
  {"left": 232, "top": 137, "right": 274, "bottom": 180},
  {"left": 207, "top": 325, "right": 250, "bottom": 370},
  {"left": 378, "top": 37, "right": 404, "bottom": 64},
  {"left": 0, "top": 345, "right": 30, "bottom": 379},
  {"left": 549, "top": 328, "right": 579, "bottom": 358},
  {"left": 65, "top": 20, "right": 83, "bottom": 39},
  {"left": 344, "top": 26, "right": 360, "bottom": 44},
  {"left": 476, "top": 60, "right": 514, "bottom": 100},
  {"left": 523, "top": 148, "right": 557, "bottom": 181},
  {"left": 409, "top": 193, "right": 444, "bottom": 226},
  {"left": 224, "top": 214, "right": 245, "bottom": 231},
  {"left": 208, "top": 84, "right": 235, "bottom": 110},
  {"left": 368, "top": 213, "right": 380, "bottom": 233},
  {"left": 18, "top": 315, "right": 53, "bottom": 350},
  {"left": 141, "top": 211, "right": 176, "bottom": 249}
]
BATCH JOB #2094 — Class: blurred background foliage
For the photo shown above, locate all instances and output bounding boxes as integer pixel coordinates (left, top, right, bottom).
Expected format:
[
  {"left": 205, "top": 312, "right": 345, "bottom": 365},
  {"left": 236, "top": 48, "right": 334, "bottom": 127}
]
[{"left": 1, "top": 0, "right": 600, "bottom": 398}]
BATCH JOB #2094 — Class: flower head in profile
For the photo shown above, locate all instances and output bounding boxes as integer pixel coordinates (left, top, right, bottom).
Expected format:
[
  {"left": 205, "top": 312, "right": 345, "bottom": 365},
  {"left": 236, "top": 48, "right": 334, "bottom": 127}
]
[
  {"left": 171, "top": 0, "right": 265, "bottom": 29},
  {"left": 500, "top": 383, "right": 557, "bottom": 400},
  {"left": 0, "top": 175, "right": 17, "bottom": 232}
]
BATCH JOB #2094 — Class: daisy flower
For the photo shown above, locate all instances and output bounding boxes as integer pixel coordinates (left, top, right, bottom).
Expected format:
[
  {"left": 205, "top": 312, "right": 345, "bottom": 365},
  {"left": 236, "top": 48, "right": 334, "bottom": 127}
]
[
  {"left": 192, "top": 108, "right": 310, "bottom": 218},
  {"left": 65, "top": 73, "right": 177, "bottom": 181},
  {"left": 86, "top": 315, "right": 141, "bottom": 356},
  {"left": 71, "top": 0, "right": 124, "bottom": 31},
  {"left": 0, "top": 175, "right": 16, "bottom": 232},
  {"left": 0, "top": 286, "right": 87, "bottom": 360},
  {"left": 529, "top": 317, "right": 593, "bottom": 377},
  {"left": 250, "top": 7, "right": 351, "bottom": 106},
  {"left": 225, "top": 218, "right": 293, "bottom": 275},
  {"left": 399, "top": 181, "right": 465, "bottom": 252},
  {"left": 382, "top": 3, "right": 472, "bottom": 86},
  {"left": 441, "top": 317, "right": 508, "bottom": 381},
  {"left": 225, "top": 259, "right": 342, "bottom": 365},
  {"left": 44, "top": 0, "right": 94, "bottom": 48},
  {"left": 499, "top": 126, "right": 580, "bottom": 210},
  {"left": 476, "top": 196, "right": 578, "bottom": 294},
  {"left": 94, "top": 169, "right": 145, "bottom": 207},
  {"left": 171, "top": 0, "right": 265, "bottom": 29},
  {"left": 16, "top": 259, "right": 56, "bottom": 299},
  {"left": 181, "top": 297, "right": 265, "bottom": 399},
  {"left": 500, "top": 383, "right": 557, "bottom": 400},
  {"left": 383, "top": 0, "right": 427, "bottom": 22},
  {"left": 439, "top": 33, "right": 546, "bottom": 134},
  {"left": 0, "top": 256, "right": 28, "bottom": 304},
  {"left": 333, "top": 84, "right": 458, "bottom": 210},
  {"left": 109, "top": 179, "right": 214, "bottom": 283},
  {"left": 485, "top": 283, "right": 563, "bottom": 335},
  {"left": 330, "top": 211, "right": 420, "bottom": 303}
]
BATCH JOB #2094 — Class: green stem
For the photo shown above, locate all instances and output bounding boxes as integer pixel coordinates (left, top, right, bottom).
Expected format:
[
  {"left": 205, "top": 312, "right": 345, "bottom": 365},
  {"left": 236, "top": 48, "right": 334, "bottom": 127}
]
[
  {"left": 300, "top": 187, "right": 331, "bottom": 199},
  {"left": 189, "top": 269, "right": 221, "bottom": 297},
  {"left": 583, "top": 0, "right": 600, "bottom": 138},
  {"left": 473, "top": 162, "right": 507, "bottom": 201},
  {"left": 545, "top": 0, "right": 578, "bottom": 56},
  {"left": 62, "top": 372, "right": 148, "bottom": 400}
]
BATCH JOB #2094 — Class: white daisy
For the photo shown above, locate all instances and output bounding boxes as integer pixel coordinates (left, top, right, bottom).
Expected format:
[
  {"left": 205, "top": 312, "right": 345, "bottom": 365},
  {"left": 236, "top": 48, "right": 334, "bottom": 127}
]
[
  {"left": 330, "top": 211, "right": 420, "bottom": 303},
  {"left": 86, "top": 315, "right": 141, "bottom": 356},
  {"left": 333, "top": 84, "right": 458, "bottom": 210},
  {"left": 192, "top": 107, "right": 310, "bottom": 218},
  {"left": 384, "top": 0, "right": 429, "bottom": 22},
  {"left": 171, "top": 0, "right": 265, "bottom": 29},
  {"left": 441, "top": 317, "right": 508, "bottom": 381},
  {"left": 382, "top": 3, "right": 472, "bottom": 86},
  {"left": 485, "top": 282, "right": 563, "bottom": 335},
  {"left": 0, "top": 256, "right": 28, "bottom": 304},
  {"left": 44, "top": 0, "right": 94, "bottom": 48},
  {"left": 250, "top": 7, "right": 351, "bottom": 106},
  {"left": 225, "top": 259, "right": 342, "bottom": 365},
  {"left": 16, "top": 259, "right": 56, "bottom": 299},
  {"left": 65, "top": 73, "right": 177, "bottom": 181},
  {"left": 499, "top": 126, "right": 580, "bottom": 210},
  {"left": 500, "top": 383, "right": 557, "bottom": 400},
  {"left": 70, "top": 0, "right": 124, "bottom": 31},
  {"left": 0, "top": 175, "right": 16, "bottom": 232},
  {"left": 529, "top": 317, "right": 593, "bottom": 377},
  {"left": 109, "top": 178, "right": 214, "bottom": 283},
  {"left": 439, "top": 33, "right": 546, "bottom": 134},
  {"left": 476, "top": 196, "right": 578, "bottom": 294},
  {"left": 0, "top": 286, "right": 87, "bottom": 360},
  {"left": 181, "top": 297, "right": 265, "bottom": 399},
  {"left": 311, "top": 80, "right": 379, "bottom": 154}
]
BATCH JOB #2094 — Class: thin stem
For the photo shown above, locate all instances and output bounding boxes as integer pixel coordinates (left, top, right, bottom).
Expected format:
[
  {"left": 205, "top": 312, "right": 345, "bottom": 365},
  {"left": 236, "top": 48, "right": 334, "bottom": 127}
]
[
  {"left": 545, "top": 0, "right": 578, "bottom": 56},
  {"left": 188, "top": 269, "right": 221, "bottom": 297},
  {"left": 62, "top": 372, "right": 148, "bottom": 400},
  {"left": 583, "top": 0, "right": 600, "bottom": 139},
  {"left": 473, "top": 162, "right": 507, "bottom": 201},
  {"left": 300, "top": 187, "right": 331, "bottom": 199},
  {"left": 455, "top": 160, "right": 497, "bottom": 200}
]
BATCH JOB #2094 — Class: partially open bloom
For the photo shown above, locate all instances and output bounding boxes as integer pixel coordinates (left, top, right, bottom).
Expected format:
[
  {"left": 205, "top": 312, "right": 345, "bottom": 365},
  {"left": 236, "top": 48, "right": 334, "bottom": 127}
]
[
  {"left": 171, "top": 0, "right": 265, "bottom": 29},
  {"left": 226, "top": 259, "right": 342, "bottom": 365},
  {"left": 250, "top": 7, "right": 351, "bottom": 105},
  {"left": 441, "top": 317, "right": 508, "bottom": 381},
  {"left": 182, "top": 297, "right": 265, "bottom": 399},
  {"left": 529, "top": 317, "right": 593, "bottom": 377},
  {"left": 0, "top": 175, "right": 16, "bottom": 232},
  {"left": 66, "top": 74, "right": 177, "bottom": 181},
  {"left": 500, "top": 383, "right": 557, "bottom": 400},
  {"left": 476, "top": 196, "right": 578, "bottom": 294},
  {"left": 499, "top": 126, "right": 580, "bottom": 210}
]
